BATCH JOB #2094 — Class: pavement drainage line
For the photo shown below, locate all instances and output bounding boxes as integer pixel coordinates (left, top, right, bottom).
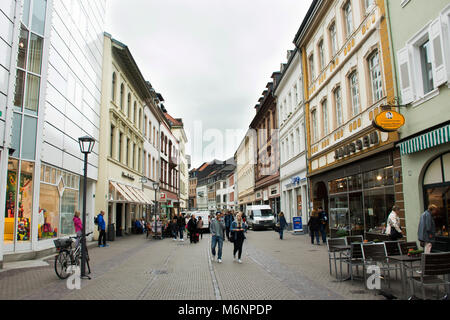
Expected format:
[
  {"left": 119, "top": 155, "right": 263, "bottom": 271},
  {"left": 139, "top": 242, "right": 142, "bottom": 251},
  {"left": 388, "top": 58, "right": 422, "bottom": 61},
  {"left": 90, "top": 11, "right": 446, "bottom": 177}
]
[
  {"left": 207, "top": 236, "right": 222, "bottom": 300},
  {"left": 136, "top": 242, "right": 177, "bottom": 300}
]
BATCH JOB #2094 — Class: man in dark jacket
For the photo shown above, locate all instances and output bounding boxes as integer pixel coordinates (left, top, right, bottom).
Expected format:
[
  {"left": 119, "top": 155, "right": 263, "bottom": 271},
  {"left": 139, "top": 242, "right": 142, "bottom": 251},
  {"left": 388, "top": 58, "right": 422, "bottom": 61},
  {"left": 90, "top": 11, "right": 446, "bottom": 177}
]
[
  {"left": 224, "top": 211, "right": 233, "bottom": 241},
  {"left": 308, "top": 210, "right": 321, "bottom": 245},
  {"left": 418, "top": 204, "right": 438, "bottom": 253},
  {"left": 176, "top": 213, "right": 185, "bottom": 242},
  {"left": 187, "top": 215, "right": 198, "bottom": 243},
  {"left": 318, "top": 207, "right": 328, "bottom": 244}
]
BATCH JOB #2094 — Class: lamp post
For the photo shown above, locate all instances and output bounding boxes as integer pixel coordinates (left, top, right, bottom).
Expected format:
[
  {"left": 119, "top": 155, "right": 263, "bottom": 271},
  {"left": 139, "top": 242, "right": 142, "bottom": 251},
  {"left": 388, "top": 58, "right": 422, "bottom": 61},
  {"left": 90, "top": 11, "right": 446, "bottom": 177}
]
[
  {"left": 153, "top": 182, "right": 159, "bottom": 236},
  {"left": 78, "top": 135, "right": 95, "bottom": 279}
]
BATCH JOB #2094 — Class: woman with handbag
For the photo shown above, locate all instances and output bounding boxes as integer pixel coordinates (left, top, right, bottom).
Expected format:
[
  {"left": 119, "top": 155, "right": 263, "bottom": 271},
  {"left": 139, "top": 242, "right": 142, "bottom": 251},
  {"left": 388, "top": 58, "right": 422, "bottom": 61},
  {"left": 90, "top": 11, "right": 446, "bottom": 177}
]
[
  {"left": 231, "top": 213, "right": 247, "bottom": 263},
  {"left": 386, "top": 205, "right": 403, "bottom": 240}
]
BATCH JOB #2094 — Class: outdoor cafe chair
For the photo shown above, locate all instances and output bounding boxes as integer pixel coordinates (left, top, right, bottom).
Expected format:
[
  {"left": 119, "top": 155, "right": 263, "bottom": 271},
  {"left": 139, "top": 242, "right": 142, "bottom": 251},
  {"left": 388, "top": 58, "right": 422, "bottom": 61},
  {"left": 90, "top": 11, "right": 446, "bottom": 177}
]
[
  {"left": 410, "top": 252, "right": 450, "bottom": 300},
  {"left": 362, "top": 243, "right": 392, "bottom": 289},
  {"left": 342, "top": 242, "right": 365, "bottom": 284},
  {"left": 385, "top": 241, "right": 404, "bottom": 280},
  {"left": 399, "top": 241, "right": 418, "bottom": 255},
  {"left": 326, "top": 238, "right": 348, "bottom": 277}
]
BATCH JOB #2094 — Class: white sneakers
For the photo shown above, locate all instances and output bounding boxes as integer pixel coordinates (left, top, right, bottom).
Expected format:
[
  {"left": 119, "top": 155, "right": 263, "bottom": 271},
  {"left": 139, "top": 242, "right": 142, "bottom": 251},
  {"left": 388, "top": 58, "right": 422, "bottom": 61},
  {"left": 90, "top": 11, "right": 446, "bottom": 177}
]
[
  {"left": 181, "top": 239, "right": 184, "bottom": 242},
  {"left": 238, "top": 259, "right": 242, "bottom": 264},
  {"left": 217, "top": 259, "right": 222, "bottom": 263}
]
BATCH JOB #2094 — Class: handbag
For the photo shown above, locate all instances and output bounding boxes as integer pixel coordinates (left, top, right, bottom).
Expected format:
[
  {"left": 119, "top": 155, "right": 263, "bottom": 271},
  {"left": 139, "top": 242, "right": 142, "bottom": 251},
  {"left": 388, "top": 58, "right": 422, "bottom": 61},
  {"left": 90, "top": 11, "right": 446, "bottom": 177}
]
[{"left": 390, "top": 226, "right": 403, "bottom": 240}]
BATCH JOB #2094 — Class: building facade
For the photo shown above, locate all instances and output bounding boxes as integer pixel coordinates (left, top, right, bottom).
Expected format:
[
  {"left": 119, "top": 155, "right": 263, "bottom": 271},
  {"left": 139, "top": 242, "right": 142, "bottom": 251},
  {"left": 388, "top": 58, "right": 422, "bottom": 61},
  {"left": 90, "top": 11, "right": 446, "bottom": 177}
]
[
  {"left": 275, "top": 49, "right": 309, "bottom": 229},
  {"left": 236, "top": 130, "right": 256, "bottom": 213},
  {"left": 250, "top": 78, "right": 281, "bottom": 215},
  {"left": 389, "top": 0, "right": 450, "bottom": 250},
  {"left": 188, "top": 168, "right": 198, "bottom": 210},
  {"left": 95, "top": 34, "right": 153, "bottom": 238},
  {"left": 296, "top": 0, "right": 403, "bottom": 238},
  {"left": 226, "top": 172, "right": 237, "bottom": 210},
  {"left": 1, "top": 0, "right": 105, "bottom": 267}
]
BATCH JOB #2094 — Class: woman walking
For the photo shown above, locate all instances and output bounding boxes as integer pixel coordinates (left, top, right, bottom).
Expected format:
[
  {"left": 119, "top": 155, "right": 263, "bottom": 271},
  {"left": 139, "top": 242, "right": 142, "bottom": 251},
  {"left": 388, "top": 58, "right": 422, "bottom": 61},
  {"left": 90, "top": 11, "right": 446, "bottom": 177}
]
[
  {"left": 231, "top": 213, "right": 247, "bottom": 263},
  {"left": 278, "top": 212, "right": 287, "bottom": 240},
  {"left": 307, "top": 210, "right": 321, "bottom": 245},
  {"left": 73, "top": 211, "right": 82, "bottom": 248},
  {"left": 386, "top": 205, "right": 403, "bottom": 240},
  {"left": 197, "top": 216, "right": 204, "bottom": 240},
  {"left": 187, "top": 214, "right": 197, "bottom": 243}
]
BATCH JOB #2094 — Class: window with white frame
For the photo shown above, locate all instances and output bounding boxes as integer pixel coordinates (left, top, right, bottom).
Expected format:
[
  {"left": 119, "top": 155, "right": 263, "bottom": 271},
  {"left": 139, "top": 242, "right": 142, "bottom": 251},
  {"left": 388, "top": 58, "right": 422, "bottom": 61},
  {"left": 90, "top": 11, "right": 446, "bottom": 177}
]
[
  {"left": 319, "top": 40, "right": 325, "bottom": 70},
  {"left": 296, "top": 127, "right": 301, "bottom": 154},
  {"left": 294, "top": 84, "right": 298, "bottom": 105},
  {"left": 309, "top": 54, "right": 315, "bottom": 83},
  {"left": 334, "top": 87, "right": 343, "bottom": 126},
  {"left": 343, "top": 1, "right": 353, "bottom": 38},
  {"left": 322, "top": 99, "right": 329, "bottom": 136},
  {"left": 349, "top": 71, "right": 360, "bottom": 115},
  {"left": 397, "top": 14, "right": 448, "bottom": 105},
  {"left": 311, "top": 109, "right": 318, "bottom": 143},
  {"left": 365, "top": 0, "right": 375, "bottom": 13},
  {"left": 368, "top": 50, "right": 383, "bottom": 103},
  {"left": 329, "top": 22, "right": 338, "bottom": 57},
  {"left": 290, "top": 133, "right": 295, "bottom": 158}
]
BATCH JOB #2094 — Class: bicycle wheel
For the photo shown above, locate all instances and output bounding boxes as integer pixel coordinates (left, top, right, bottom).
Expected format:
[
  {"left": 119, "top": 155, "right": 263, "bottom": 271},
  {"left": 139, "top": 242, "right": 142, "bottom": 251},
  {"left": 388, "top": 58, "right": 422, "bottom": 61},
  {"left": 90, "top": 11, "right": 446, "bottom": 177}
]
[{"left": 54, "top": 250, "right": 71, "bottom": 279}]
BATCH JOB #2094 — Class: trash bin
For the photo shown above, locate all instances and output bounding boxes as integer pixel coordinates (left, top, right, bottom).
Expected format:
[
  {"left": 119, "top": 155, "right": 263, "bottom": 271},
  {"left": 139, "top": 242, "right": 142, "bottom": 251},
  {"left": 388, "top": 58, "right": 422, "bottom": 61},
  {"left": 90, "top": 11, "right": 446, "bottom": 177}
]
[{"left": 107, "top": 223, "right": 115, "bottom": 241}]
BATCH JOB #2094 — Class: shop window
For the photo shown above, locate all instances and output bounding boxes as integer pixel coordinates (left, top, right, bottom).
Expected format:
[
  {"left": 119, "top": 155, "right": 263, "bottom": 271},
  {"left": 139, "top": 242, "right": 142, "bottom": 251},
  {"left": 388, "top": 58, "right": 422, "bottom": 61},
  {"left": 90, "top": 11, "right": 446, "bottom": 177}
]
[
  {"left": 364, "top": 186, "right": 395, "bottom": 234},
  {"left": 4, "top": 159, "right": 19, "bottom": 242},
  {"left": 22, "top": 116, "right": 37, "bottom": 160},
  {"left": 329, "top": 195, "right": 349, "bottom": 236},
  {"left": 60, "top": 189, "right": 78, "bottom": 236},
  {"left": 363, "top": 166, "right": 394, "bottom": 189},
  {"left": 17, "top": 161, "right": 34, "bottom": 242},
  {"left": 348, "top": 174, "right": 362, "bottom": 192},
  {"left": 329, "top": 178, "right": 348, "bottom": 194},
  {"left": 38, "top": 183, "right": 59, "bottom": 239},
  {"left": 11, "top": 113, "right": 22, "bottom": 158}
]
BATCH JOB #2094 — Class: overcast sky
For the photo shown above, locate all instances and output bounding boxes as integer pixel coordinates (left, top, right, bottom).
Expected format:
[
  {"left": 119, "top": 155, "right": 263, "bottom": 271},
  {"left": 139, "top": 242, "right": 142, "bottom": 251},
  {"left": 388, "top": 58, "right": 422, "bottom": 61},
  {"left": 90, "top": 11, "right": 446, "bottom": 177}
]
[{"left": 106, "top": 0, "right": 312, "bottom": 168}]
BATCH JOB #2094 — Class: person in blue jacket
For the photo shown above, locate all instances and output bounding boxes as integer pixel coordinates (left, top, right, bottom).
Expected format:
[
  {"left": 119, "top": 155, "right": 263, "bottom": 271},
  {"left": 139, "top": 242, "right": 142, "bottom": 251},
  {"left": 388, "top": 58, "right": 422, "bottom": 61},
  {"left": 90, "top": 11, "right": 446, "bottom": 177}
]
[
  {"left": 224, "top": 211, "right": 233, "bottom": 241},
  {"left": 278, "top": 212, "right": 287, "bottom": 240},
  {"left": 97, "top": 211, "right": 108, "bottom": 247}
]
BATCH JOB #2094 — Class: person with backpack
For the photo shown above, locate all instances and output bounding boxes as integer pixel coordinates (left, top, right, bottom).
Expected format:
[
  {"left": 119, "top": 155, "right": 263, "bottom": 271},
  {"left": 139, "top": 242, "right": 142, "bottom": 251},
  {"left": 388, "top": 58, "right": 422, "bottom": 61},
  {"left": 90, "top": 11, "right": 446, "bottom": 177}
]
[{"left": 96, "top": 211, "right": 108, "bottom": 247}]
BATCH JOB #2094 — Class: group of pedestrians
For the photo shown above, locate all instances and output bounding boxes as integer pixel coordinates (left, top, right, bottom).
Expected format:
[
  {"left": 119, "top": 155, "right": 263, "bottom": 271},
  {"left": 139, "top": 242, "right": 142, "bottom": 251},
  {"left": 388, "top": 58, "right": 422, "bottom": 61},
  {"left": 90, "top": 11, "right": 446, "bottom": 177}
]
[
  {"left": 210, "top": 211, "right": 247, "bottom": 264},
  {"left": 307, "top": 207, "right": 328, "bottom": 245}
]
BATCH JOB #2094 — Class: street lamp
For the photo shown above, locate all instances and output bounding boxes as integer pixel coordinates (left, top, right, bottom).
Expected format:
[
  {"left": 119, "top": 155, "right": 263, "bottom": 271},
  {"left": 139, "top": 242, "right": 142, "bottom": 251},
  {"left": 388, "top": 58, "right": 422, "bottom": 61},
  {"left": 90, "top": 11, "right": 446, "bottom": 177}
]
[
  {"left": 153, "top": 182, "right": 159, "bottom": 237},
  {"left": 78, "top": 135, "right": 95, "bottom": 279}
]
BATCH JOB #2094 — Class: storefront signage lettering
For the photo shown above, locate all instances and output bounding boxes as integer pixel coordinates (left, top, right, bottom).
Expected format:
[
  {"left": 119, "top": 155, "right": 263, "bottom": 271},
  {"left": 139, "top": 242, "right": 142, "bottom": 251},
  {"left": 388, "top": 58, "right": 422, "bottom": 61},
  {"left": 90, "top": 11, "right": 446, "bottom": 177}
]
[
  {"left": 122, "top": 172, "right": 135, "bottom": 181},
  {"left": 373, "top": 110, "right": 405, "bottom": 132},
  {"left": 334, "top": 132, "right": 379, "bottom": 160}
]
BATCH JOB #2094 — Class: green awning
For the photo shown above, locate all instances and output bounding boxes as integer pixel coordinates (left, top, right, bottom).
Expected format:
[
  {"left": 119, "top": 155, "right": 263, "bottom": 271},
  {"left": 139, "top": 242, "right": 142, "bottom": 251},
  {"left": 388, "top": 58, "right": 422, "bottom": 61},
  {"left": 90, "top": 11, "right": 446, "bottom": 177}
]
[{"left": 399, "top": 124, "right": 450, "bottom": 155}]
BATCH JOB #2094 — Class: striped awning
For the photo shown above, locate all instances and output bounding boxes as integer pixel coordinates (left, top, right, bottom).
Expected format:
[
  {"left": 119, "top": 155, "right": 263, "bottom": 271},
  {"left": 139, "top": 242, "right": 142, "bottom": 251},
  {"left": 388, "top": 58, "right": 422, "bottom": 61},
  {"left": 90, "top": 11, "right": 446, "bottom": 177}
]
[
  {"left": 109, "top": 181, "right": 153, "bottom": 205},
  {"left": 399, "top": 124, "right": 450, "bottom": 155}
]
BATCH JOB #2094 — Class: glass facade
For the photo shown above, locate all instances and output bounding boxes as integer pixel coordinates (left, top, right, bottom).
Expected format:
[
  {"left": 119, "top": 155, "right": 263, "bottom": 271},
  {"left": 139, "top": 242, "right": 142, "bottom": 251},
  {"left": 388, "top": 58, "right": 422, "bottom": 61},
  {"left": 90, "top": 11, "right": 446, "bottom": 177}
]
[{"left": 328, "top": 166, "right": 395, "bottom": 237}]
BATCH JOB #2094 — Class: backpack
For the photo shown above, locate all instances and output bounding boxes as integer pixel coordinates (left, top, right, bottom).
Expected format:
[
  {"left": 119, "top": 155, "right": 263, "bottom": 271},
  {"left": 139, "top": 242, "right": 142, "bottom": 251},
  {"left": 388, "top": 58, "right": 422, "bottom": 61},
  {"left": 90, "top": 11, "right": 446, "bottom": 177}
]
[{"left": 94, "top": 215, "right": 99, "bottom": 225}]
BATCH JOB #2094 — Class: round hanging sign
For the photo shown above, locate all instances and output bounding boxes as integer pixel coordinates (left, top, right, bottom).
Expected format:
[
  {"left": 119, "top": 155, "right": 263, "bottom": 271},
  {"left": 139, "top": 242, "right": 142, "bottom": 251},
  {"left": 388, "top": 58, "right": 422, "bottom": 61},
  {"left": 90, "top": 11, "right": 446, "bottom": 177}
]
[{"left": 373, "top": 110, "right": 405, "bottom": 132}]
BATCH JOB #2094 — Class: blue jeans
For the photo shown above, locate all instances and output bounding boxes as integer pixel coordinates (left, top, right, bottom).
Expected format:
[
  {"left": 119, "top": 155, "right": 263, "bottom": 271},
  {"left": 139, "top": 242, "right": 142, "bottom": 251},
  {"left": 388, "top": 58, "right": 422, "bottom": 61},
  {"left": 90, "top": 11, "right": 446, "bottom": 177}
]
[
  {"left": 319, "top": 223, "right": 327, "bottom": 243},
  {"left": 178, "top": 226, "right": 184, "bottom": 239},
  {"left": 310, "top": 230, "right": 320, "bottom": 244},
  {"left": 211, "top": 235, "right": 223, "bottom": 259}
]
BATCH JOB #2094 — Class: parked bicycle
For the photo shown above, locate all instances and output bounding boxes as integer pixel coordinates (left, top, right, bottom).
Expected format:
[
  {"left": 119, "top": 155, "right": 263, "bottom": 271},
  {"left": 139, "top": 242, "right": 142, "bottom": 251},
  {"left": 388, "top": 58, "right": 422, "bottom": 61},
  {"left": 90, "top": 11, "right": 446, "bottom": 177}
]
[{"left": 54, "top": 232, "right": 93, "bottom": 279}]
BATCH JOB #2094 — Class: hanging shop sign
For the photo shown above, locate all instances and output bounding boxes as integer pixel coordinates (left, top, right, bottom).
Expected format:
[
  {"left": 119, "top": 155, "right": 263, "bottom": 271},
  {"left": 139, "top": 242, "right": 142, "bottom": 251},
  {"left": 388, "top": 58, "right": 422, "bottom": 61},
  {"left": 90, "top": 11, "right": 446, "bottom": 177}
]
[
  {"left": 334, "top": 131, "right": 379, "bottom": 160},
  {"left": 373, "top": 110, "right": 405, "bottom": 132},
  {"left": 160, "top": 192, "right": 167, "bottom": 202}
]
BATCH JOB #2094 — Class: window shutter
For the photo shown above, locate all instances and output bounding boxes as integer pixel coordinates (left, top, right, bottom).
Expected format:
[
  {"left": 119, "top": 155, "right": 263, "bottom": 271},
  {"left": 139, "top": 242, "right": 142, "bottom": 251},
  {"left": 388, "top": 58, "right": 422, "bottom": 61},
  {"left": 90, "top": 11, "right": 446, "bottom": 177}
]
[
  {"left": 397, "top": 46, "right": 414, "bottom": 104},
  {"left": 430, "top": 17, "right": 448, "bottom": 87}
]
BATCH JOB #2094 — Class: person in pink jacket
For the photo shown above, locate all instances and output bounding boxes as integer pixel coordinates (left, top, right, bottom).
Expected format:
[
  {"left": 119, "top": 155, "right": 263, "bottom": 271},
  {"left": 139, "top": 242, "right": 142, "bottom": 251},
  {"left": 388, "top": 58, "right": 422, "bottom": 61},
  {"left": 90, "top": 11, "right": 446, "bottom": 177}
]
[{"left": 73, "top": 211, "right": 83, "bottom": 247}]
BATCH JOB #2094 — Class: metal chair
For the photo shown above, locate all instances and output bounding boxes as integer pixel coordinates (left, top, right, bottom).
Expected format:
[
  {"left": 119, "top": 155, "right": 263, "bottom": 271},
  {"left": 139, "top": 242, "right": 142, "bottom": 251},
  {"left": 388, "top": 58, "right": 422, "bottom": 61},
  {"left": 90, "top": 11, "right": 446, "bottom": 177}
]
[
  {"left": 327, "top": 238, "right": 347, "bottom": 278},
  {"left": 399, "top": 241, "right": 418, "bottom": 255},
  {"left": 342, "top": 242, "right": 365, "bottom": 284},
  {"left": 362, "top": 243, "right": 391, "bottom": 289},
  {"left": 385, "top": 241, "right": 403, "bottom": 280},
  {"left": 410, "top": 252, "right": 450, "bottom": 300}
]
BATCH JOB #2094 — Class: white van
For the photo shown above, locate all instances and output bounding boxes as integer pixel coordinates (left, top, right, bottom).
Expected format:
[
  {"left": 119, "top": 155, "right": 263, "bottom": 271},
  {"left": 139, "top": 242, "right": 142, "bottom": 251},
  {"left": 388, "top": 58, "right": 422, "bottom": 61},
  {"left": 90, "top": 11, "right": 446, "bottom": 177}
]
[
  {"left": 246, "top": 205, "right": 276, "bottom": 230},
  {"left": 192, "top": 211, "right": 210, "bottom": 230}
]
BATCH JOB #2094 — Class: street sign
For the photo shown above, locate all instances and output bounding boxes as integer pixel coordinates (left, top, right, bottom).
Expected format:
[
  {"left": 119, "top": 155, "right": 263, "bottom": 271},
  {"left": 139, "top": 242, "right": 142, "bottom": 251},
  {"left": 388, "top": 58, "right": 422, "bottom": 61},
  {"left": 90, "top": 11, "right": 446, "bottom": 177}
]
[
  {"left": 160, "top": 192, "right": 166, "bottom": 202},
  {"left": 293, "top": 216, "right": 303, "bottom": 234}
]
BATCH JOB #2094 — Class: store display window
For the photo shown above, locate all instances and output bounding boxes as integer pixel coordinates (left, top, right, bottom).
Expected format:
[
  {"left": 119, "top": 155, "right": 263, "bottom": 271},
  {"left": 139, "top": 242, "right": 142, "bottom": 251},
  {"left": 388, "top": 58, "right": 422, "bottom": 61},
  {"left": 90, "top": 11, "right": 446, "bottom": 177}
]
[
  {"left": 17, "top": 161, "right": 34, "bottom": 242},
  {"left": 4, "top": 159, "right": 19, "bottom": 242},
  {"left": 38, "top": 183, "right": 59, "bottom": 240}
]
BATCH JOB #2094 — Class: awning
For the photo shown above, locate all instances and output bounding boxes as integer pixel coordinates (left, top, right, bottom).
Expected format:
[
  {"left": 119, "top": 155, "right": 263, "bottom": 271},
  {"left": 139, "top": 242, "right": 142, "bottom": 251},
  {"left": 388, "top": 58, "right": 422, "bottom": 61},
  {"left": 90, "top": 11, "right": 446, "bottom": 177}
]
[
  {"left": 109, "top": 181, "right": 153, "bottom": 205},
  {"left": 398, "top": 124, "right": 450, "bottom": 155}
]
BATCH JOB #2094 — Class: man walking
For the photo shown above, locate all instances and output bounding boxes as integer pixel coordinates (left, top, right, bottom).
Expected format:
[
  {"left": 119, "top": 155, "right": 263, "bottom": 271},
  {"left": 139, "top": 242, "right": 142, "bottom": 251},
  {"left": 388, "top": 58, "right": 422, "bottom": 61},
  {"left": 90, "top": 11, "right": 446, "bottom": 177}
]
[
  {"left": 97, "top": 211, "right": 108, "bottom": 247},
  {"left": 176, "top": 213, "right": 185, "bottom": 242},
  {"left": 224, "top": 211, "right": 233, "bottom": 241},
  {"left": 418, "top": 204, "right": 438, "bottom": 254},
  {"left": 210, "top": 212, "right": 225, "bottom": 263},
  {"left": 318, "top": 207, "right": 328, "bottom": 244}
]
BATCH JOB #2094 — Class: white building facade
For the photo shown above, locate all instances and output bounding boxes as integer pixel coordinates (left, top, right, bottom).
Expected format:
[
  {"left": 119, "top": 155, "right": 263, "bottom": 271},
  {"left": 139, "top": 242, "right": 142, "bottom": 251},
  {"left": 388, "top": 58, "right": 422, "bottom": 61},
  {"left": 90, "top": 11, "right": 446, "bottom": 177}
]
[
  {"left": 275, "top": 49, "right": 309, "bottom": 229},
  {"left": 1, "top": 0, "right": 105, "bottom": 266}
]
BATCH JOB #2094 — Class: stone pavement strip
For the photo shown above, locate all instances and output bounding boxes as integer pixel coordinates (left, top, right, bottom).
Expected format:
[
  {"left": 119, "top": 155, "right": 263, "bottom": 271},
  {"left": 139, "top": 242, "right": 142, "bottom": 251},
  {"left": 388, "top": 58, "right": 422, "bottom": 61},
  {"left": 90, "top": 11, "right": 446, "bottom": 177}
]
[{"left": 0, "top": 231, "right": 388, "bottom": 300}]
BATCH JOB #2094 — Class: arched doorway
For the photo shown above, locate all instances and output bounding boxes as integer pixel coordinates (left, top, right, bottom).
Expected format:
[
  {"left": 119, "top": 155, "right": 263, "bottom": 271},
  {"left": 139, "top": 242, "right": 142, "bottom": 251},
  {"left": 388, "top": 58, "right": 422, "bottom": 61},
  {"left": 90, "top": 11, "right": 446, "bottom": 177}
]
[
  {"left": 313, "top": 181, "right": 328, "bottom": 212},
  {"left": 423, "top": 152, "right": 450, "bottom": 250}
]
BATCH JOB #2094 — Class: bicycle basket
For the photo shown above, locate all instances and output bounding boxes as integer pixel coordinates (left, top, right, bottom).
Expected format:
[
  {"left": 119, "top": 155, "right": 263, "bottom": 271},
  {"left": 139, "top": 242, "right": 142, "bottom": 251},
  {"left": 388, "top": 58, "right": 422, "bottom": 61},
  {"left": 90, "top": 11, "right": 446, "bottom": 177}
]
[{"left": 53, "top": 238, "right": 72, "bottom": 249}]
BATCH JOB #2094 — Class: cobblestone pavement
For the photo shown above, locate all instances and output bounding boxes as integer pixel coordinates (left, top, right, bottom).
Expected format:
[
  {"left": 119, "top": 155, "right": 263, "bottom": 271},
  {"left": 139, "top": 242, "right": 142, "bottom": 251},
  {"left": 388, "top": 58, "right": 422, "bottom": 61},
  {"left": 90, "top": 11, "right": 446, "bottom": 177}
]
[{"left": 0, "top": 231, "right": 394, "bottom": 300}]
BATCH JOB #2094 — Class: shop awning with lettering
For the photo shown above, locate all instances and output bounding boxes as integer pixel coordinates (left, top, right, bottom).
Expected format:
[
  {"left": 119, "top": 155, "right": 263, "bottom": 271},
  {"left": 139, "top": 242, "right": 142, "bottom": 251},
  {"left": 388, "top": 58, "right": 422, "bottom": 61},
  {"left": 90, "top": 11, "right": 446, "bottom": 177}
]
[
  {"left": 109, "top": 181, "right": 153, "bottom": 205},
  {"left": 398, "top": 124, "right": 450, "bottom": 155}
]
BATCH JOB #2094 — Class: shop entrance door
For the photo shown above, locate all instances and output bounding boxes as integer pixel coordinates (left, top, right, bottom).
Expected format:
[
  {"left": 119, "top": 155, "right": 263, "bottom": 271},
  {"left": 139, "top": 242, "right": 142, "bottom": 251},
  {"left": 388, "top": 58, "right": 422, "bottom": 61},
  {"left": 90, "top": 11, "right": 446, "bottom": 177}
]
[{"left": 116, "top": 203, "right": 123, "bottom": 236}]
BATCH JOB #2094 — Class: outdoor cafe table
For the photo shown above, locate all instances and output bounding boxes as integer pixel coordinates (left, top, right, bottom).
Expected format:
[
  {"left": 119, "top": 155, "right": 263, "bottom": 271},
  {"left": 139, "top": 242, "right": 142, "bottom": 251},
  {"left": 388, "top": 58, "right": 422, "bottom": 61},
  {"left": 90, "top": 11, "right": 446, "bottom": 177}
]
[
  {"left": 332, "top": 245, "right": 351, "bottom": 281},
  {"left": 387, "top": 255, "right": 422, "bottom": 300}
]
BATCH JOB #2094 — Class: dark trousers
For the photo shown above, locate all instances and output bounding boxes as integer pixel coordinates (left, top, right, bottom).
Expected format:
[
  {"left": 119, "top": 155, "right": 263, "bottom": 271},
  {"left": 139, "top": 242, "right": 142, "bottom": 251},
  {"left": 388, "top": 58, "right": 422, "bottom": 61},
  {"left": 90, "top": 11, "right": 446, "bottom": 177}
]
[
  {"left": 279, "top": 228, "right": 284, "bottom": 239},
  {"left": 98, "top": 229, "right": 106, "bottom": 246},
  {"left": 225, "top": 227, "right": 231, "bottom": 240},
  {"left": 178, "top": 226, "right": 184, "bottom": 239},
  {"left": 319, "top": 223, "right": 327, "bottom": 243},
  {"left": 310, "top": 230, "right": 320, "bottom": 244},
  {"left": 189, "top": 230, "right": 196, "bottom": 243},
  {"left": 199, "top": 229, "right": 203, "bottom": 239},
  {"left": 233, "top": 238, "right": 244, "bottom": 259}
]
